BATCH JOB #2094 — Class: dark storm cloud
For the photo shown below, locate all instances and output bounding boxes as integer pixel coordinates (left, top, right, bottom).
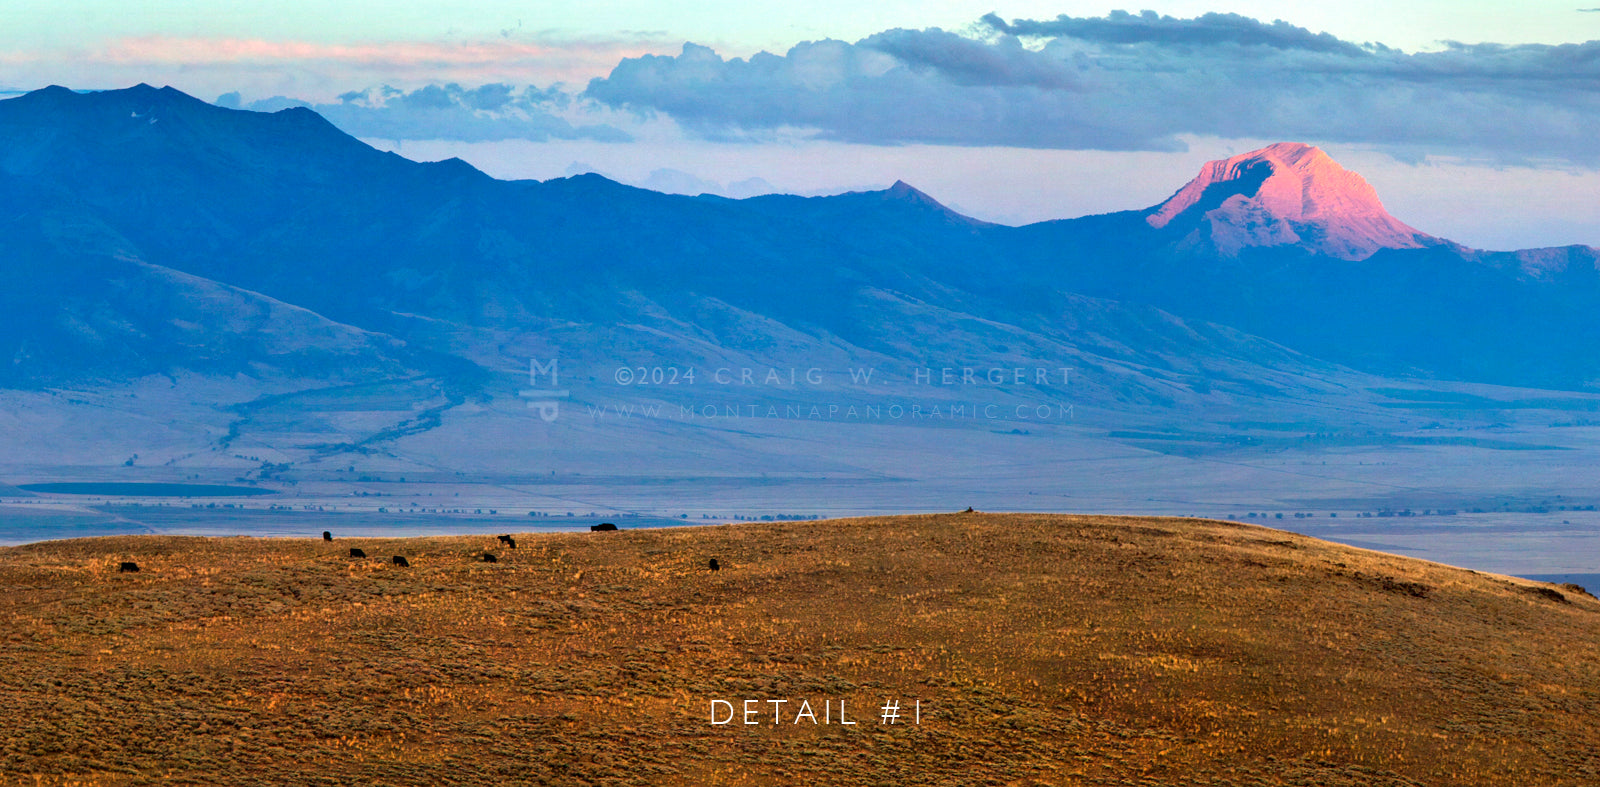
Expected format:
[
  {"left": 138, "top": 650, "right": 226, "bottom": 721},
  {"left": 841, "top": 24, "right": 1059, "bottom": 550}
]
[
  {"left": 583, "top": 12, "right": 1600, "bottom": 163},
  {"left": 239, "top": 82, "right": 626, "bottom": 143}
]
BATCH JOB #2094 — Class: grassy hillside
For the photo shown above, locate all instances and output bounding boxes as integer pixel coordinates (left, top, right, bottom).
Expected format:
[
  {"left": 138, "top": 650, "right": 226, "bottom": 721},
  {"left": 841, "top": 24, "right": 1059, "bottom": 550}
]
[{"left": 2, "top": 513, "right": 1598, "bottom": 785}]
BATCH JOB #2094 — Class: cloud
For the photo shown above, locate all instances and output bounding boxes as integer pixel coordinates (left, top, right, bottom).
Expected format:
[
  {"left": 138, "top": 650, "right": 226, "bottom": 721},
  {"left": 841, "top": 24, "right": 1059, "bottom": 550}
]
[
  {"left": 978, "top": 10, "right": 1374, "bottom": 55},
  {"left": 239, "top": 83, "right": 629, "bottom": 143},
  {"left": 584, "top": 12, "right": 1600, "bottom": 163},
  {"left": 94, "top": 36, "right": 664, "bottom": 87},
  {"left": 866, "top": 28, "right": 1081, "bottom": 89},
  {"left": 17, "top": 34, "right": 665, "bottom": 143},
  {"left": 0, "top": 34, "right": 675, "bottom": 105},
  {"left": 584, "top": 38, "right": 1120, "bottom": 149}
]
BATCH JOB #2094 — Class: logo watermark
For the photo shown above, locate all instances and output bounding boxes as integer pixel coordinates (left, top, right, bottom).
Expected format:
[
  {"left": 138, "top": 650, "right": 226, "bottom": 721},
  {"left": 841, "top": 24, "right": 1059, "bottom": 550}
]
[{"left": 518, "top": 358, "right": 568, "bottom": 422}]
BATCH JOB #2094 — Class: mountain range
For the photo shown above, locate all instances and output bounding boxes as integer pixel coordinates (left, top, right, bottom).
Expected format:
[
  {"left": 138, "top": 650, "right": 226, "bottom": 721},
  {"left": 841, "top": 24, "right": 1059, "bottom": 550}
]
[{"left": 4, "top": 84, "right": 1600, "bottom": 440}]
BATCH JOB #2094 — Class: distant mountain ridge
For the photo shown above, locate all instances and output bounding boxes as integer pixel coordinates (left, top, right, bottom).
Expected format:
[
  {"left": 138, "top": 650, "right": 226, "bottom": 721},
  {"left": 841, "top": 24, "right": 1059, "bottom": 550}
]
[{"left": 2, "top": 85, "right": 1600, "bottom": 394}]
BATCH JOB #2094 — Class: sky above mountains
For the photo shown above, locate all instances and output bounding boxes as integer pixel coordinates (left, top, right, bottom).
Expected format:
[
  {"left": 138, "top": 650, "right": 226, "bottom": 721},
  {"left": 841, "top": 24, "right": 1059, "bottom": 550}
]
[
  {"left": 5, "top": 1, "right": 1595, "bottom": 57},
  {"left": 4, "top": 2, "right": 1599, "bottom": 249}
]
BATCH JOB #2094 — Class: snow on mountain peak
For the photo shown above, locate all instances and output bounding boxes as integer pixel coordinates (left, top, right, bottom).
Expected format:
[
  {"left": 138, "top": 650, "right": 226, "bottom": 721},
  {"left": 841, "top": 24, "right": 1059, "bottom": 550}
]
[{"left": 1146, "top": 142, "right": 1435, "bottom": 260}]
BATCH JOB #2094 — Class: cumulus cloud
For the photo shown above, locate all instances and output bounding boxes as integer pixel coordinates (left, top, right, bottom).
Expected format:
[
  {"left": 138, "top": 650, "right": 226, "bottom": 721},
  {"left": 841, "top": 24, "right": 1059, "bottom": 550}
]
[
  {"left": 583, "top": 12, "right": 1600, "bottom": 163},
  {"left": 238, "top": 83, "right": 628, "bottom": 143},
  {"left": 584, "top": 38, "right": 1122, "bottom": 149},
  {"left": 979, "top": 10, "right": 1375, "bottom": 54}
]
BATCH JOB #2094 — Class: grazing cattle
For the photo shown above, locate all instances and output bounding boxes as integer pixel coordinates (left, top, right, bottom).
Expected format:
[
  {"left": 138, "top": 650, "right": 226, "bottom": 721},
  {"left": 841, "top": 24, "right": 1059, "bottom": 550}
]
[
  {"left": 350, "top": 548, "right": 366, "bottom": 558},
  {"left": 591, "top": 522, "right": 618, "bottom": 532},
  {"left": 709, "top": 558, "right": 720, "bottom": 572},
  {"left": 497, "top": 535, "right": 518, "bottom": 549},
  {"left": 963, "top": 507, "right": 974, "bottom": 513},
  {"left": 392, "top": 555, "right": 410, "bottom": 567},
  {"left": 118, "top": 561, "right": 140, "bottom": 573},
  {"left": 482, "top": 553, "right": 498, "bottom": 563},
  {"left": 323, "top": 531, "right": 333, "bottom": 541}
]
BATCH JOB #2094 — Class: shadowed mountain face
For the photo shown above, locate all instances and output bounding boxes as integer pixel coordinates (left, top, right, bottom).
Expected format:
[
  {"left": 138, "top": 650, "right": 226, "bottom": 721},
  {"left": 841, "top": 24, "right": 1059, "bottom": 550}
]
[
  {"left": 0, "top": 84, "right": 1311, "bottom": 406},
  {"left": 2, "top": 85, "right": 1599, "bottom": 393},
  {"left": 2, "top": 86, "right": 974, "bottom": 337},
  {"left": 0, "top": 167, "right": 420, "bottom": 385}
]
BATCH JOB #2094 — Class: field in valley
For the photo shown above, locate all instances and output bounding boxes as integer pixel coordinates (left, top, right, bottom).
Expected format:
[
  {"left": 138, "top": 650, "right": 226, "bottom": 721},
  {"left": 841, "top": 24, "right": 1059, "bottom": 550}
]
[{"left": 2, "top": 513, "right": 1599, "bottom": 785}]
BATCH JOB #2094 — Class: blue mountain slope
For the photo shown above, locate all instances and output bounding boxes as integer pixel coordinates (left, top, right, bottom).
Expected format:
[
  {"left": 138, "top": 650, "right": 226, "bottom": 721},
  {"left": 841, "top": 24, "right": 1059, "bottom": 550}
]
[
  {"left": 3, "top": 85, "right": 1599, "bottom": 393},
  {"left": 0, "top": 169, "right": 423, "bottom": 386}
]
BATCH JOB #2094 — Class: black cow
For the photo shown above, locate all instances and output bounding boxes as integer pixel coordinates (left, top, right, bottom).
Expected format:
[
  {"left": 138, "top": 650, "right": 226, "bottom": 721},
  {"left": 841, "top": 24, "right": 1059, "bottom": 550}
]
[
  {"left": 709, "top": 558, "right": 720, "bottom": 572},
  {"left": 392, "top": 555, "right": 410, "bottom": 567},
  {"left": 498, "top": 534, "right": 518, "bottom": 549},
  {"left": 118, "top": 561, "right": 140, "bottom": 573},
  {"left": 350, "top": 548, "right": 367, "bottom": 558},
  {"left": 323, "top": 531, "right": 333, "bottom": 541},
  {"left": 591, "top": 522, "right": 618, "bottom": 532},
  {"left": 482, "top": 553, "right": 498, "bottom": 563}
]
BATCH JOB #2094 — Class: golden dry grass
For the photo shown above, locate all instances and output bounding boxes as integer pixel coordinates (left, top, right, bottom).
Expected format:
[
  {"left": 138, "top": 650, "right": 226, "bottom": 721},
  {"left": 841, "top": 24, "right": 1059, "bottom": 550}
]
[{"left": 2, "top": 513, "right": 1598, "bottom": 785}]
